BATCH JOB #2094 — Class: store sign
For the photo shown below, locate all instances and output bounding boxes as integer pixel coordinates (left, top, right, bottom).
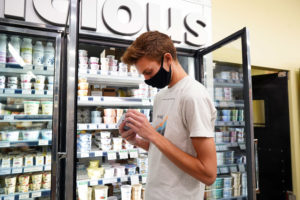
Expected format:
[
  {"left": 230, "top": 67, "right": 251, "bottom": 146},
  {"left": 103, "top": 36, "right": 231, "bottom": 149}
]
[{"left": 3, "top": 0, "right": 210, "bottom": 47}]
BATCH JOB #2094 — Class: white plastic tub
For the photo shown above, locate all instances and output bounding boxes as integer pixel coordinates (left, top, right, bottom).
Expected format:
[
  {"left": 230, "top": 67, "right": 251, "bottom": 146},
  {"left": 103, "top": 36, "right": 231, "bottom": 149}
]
[
  {"left": 24, "top": 101, "right": 39, "bottom": 115},
  {"left": 21, "top": 130, "right": 40, "bottom": 140},
  {"left": 41, "top": 101, "right": 53, "bottom": 115}
]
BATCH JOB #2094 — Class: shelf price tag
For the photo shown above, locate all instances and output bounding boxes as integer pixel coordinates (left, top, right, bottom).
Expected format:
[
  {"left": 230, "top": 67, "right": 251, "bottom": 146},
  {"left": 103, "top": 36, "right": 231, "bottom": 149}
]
[
  {"left": 220, "top": 167, "right": 229, "bottom": 174},
  {"left": 230, "top": 166, "right": 238, "bottom": 173},
  {"left": 4, "top": 196, "right": 14, "bottom": 200},
  {"left": 129, "top": 149, "right": 138, "bottom": 159},
  {"left": 142, "top": 175, "right": 147, "bottom": 184},
  {"left": 130, "top": 175, "right": 139, "bottom": 185},
  {"left": 32, "top": 191, "right": 42, "bottom": 198},
  {"left": 107, "top": 152, "right": 117, "bottom": 160},
  {"left": 94, "top": 151, "right": 103, "bottom": 157},
  {"left": 90, "top": 180, "right": 99, "bottom": 186},
  {"left": 81, "top": 152, "right": 89, "bottom": 158},
  {"left": 89, "top": 124, "right": 97, "bottom": 130},
  {"left": 99, "top": 124, "right": 106, "bottom": 129},
  {"left": 4, "top": 115, "right": 14, "bottom": 121},
  {"left": 4, "top": 89, "right": 15, "bottom": 94},
  {"left": 19, "top": 193, "right": 30, "bottom": 199},
  {"left": 22, "top": 89, "right": 31, "bottom": 95},
  {"left": 119, "top": 150, "right": 128, "bottom": 159},
  {"left": 38, "top": 140, "right": 49, "bottom": 146},
  {"left": 35, "top": 90, "right": 44, "bottom": 95},
  {"left": 90, "top": 69, "right": 97, "bottom": 75},
  {"left": 12, "top": 168, "right": 22, "bottom": 174},
  {"left": 121, "top": 176, "right": 128, "bottom": 182},
  {"left": 0, "top": 141, "right": 10, "bottom": 147}
]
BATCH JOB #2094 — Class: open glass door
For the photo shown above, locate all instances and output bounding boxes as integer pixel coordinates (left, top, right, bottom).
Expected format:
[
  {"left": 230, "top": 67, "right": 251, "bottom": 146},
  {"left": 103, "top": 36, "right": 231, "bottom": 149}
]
[{"left": 196, "top": 28, "right": 256, "bottom": 200}]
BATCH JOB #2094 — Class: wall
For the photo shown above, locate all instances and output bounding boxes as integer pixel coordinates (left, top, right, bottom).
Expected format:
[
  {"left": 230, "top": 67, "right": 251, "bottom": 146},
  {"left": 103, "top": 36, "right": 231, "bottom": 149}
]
[{"left": 212, "top": 0, "right": 300, "bottom": 197}]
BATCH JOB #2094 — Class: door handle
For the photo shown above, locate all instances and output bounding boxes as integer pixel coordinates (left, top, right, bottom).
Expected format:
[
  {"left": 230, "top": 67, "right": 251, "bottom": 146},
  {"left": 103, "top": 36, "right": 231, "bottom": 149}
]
[{"left": 254, "top": 139, "right": 260, "bottom": 193}]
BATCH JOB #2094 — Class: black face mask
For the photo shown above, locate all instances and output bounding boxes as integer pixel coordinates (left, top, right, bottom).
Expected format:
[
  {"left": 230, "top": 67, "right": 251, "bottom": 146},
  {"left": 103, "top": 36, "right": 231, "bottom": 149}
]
[{"left": 144, "top": 56, "right": 172, "bottom": 89}]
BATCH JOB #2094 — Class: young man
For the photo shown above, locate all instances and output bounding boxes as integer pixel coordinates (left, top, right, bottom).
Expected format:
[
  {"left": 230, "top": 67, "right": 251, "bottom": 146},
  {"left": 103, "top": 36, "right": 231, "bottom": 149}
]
[{"left": 119, "top": 31, "right": 217, "bottom": 200}]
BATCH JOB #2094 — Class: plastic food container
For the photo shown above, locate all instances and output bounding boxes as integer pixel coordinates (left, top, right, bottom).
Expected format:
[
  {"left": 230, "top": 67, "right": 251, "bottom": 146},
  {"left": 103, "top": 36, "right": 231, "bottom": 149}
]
[
  {"left": 126, "top": 164, "right": 136, "bottom": 175},
  {"left": 45, "top": 153, "right": 51, "bottom": 165},
  {"left": 121, "top": 185, "right": 132, "bottom": 200},
  {"left": 7, "top": 83, "right": 18, "bottom": 89},
  {"left": 104, "top": 167, "right": 115, "bottom": 178},
  {"left": 78, "top": 64, "right": 88, "bottom": 69},
  {"left": 79, "top": 56, "right": 88, "bottom": 64},
  {"left": 5, "top": 186, "right": 15, "bottom": 194},
  {"left": 90, "top": 64, "right": 99, "bottom": 70},
  {"left": 35, "top": 153, "right": 44, "bottom": 166},
  {"left": 32, "top": 173, "right": 42, "bottom": 184},
  {"left": 113, "top": 137, "right": 122, "bottom": 145},
  {"left": 24, "top": 101, "right": 39, "bottom": 115},
  {"left": 101, "top": 138, "right": 111, "bottom": 145},
  {"left": 47, "top": 84, "right": 53, "bottom": 91},
  {"left": 78, "top": 89, "right": 88, "bottom": 96},
  {"left": 87, "top": 167, "right": 103, "bottom": 179},
  {"left": 20, "top": 74, "right": 32, "bottom": 83},
  {"left": 115, "top": 166, "right": 126, "bottom": 177},
  {"left": 12, "top": 155, "right": 23, "bottom": 168},
  {"left": 78, "top": 49, "right": 88, "bottom": 57},
  {"left": 103, "top": 116, "right": 115, "bottom": 124},
  {"left": 78, "top": 82, "right": 89, "bottom": 90},
  {"left": 78, "top": 76, "right": 87, "bottom": 83},
  {"left": 100, "top": 131, "right": 111, "bottom": 139},
  {"left": 223, "top": 176, "right": 233, "bottom": 188},
  {"left": 35, "top": 75, "right": 45, "bottom": 84},
  {"left": 42, "top": 172, "right": 51, "bottom": 183},
  {"left": 21, "top": 82, "right": 32, "bottom": 90},
  {"left": 24, "top": 154, "right": 34, "bottom": 166},
  {"left": 5, "top": 131, "right": 19, "bottom": 141},
  {"left": 0, "top": 83, "right": 5, "bottom": 89},
  {"left": 94, "top": 185, "right": 108, "bottom": 200},
  {"left": 41, "top": 129, "right": 52, "bottom": 140},
  {"left": 41, "top": 101, "right": 53, "bottom": 115},
  {"left": 113, "top": 144, "right": 122, "bottom": 151},
  {"left": 47, "top": 76, "right": 54, "bottom": 84},
  {"left": 132, "top": 184, "right": 142, "bottom": 200},
  {"left": 34, "top": 83, "right": 44, "bottom": 90},
  {"left": 42, "top": 181, "right": 51, "bottom": 189},
  {"left": 18, "top": 175, "right": 30, "bottom": 185},
  {"left": 101, "top": 144, "right": 112, "bottom": 151},
  {"left": 0, "top": 76, "right": 5, "bottom": 84},
  {"left": 223, "top": 187, "right": 233, "bottom": 198},
  {"left": 30, "top": 182, "right": 42, "bottom": 191},
  {"left": 103, "top": 109, "right": 116, "bottom": 117},
  {"left": 89, "top": 160, "right": 99, "bottom": 168},
  {"left": 5, "top": 176, "right": 17, "bottom": 187},
  {"left": 89, "top": 57, "right": 99, "bottom": 64},
  {"left": 212, "top": 177, "right": 223, "bottom": 189},
  {"left": 21, "top": 130, "right": 40, "bottom": 141},
  {"left": 1, "top": 156, "right": 11, "bottom": 168},
  {"left": 18, "top": 184, "right": 29, "bottom": 193},
  {"left": 8, "top": 77, "right": 18, "bottom": 84}
]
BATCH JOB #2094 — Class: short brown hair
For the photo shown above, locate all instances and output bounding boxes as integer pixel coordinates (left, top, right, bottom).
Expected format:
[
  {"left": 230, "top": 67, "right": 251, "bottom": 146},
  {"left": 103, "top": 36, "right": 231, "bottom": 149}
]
[{"left": 122, "top": 31, "right": 177, "bottom": 65}]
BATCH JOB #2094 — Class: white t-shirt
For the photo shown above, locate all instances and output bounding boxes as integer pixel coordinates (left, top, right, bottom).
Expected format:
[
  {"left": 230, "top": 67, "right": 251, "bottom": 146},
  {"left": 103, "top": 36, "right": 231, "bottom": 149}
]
[{"left": 145, "top": 76, "right": 217, "bottom": 200}]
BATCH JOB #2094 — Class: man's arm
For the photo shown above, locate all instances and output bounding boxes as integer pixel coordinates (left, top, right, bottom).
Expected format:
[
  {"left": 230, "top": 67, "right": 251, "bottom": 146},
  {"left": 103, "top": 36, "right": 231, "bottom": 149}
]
[{"left": 125, "top": 110, "right": 217, "bottom": 185}]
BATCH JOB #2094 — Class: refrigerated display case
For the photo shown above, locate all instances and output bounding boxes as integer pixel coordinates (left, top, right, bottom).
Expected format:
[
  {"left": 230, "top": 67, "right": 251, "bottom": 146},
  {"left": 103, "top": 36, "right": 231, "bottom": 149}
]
[
  {"left": 197, "top": 28, "right": 256, "bottom": 200},
  {"left": 0, "top": 24, "right": 62, "bottom": 199}
]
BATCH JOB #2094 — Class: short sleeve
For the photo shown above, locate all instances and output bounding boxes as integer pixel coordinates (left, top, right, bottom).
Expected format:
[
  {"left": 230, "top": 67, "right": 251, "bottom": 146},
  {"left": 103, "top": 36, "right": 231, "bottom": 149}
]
[{"left": 181, "top": 93, "right": 216, "bottom": 138}]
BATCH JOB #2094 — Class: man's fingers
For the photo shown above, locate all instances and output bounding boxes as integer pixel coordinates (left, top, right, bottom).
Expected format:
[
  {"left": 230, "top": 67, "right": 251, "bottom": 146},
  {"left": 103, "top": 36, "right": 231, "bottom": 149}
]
[{"left": 120, "top": 128, "right": 135, "bottom": 138}]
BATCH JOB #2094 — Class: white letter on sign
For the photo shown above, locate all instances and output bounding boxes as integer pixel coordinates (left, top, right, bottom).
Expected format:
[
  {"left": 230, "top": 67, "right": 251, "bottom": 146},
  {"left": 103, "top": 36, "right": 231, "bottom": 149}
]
[
  {"left": 102, "top": 0, "right": 144, "bottom": 36},
  {"left": 184, "top": 13, "right": 206, "bottom": 46},
  {"left": 147, "top": 3, "right": 182, "bottom": 43}
]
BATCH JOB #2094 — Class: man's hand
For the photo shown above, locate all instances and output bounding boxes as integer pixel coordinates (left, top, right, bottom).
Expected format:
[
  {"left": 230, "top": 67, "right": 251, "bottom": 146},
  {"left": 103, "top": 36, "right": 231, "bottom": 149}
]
[
  {"left": 125, "top": 109, "right": 157, "bottom": 141},
  {"left": 119, "top": 120, "right": 138, "bottom": 146}
]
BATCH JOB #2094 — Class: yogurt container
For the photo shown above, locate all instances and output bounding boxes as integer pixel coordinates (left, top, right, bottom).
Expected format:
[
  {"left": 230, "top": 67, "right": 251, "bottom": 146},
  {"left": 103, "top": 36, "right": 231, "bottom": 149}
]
[
  {"left": 35, "top": 153, "right": 44, "bottom": 166},
  {"left": 93, "top": 185, "right": 108, "bottom": 200},
  {"left": 5, "top": 186, "right": 15, "bottom": 194},
  {"left": 42, "top": 181, "right": 51, "bottom": 189},
  {"left": 89, "top": 57, "right": 99, "bottom": 64},
  {"left": 101, "top": 138, "right": 111, "bottom": 145},
  {"left": 90, "top": 64, "right": 99, "bottom": 70},
  {"left": 78, "top": 49, "right": 88, "bottom": 57},
  {"left": 18, "top": 175, "right": 30, "bottom": 185},
  {"left": 21, "top": 130, "right": 40, "bottom": 140},
  {"left": 104, "top": 167, "right": 115, "bottom": 178},
  {"left": 34, "top": 83, "right": 45, "bottom": 90},
  {"left": 78, "top": 64, "right": 88, "bottom": 69},
  {"left": 18, "top": 184, "right": 29, "bottom": 193},
  {"left": 5, "top": 176, "right": 17, "bottom": 187},
  {"left": 87, "top": 167, "right": 103, "bottom": 179},
  {"left": 78, "top": 89, "right": 88, "bottom": 96},
  {"left": 79, "top": 56, "right": 88, "bottom": 64},
  {"left": 47, "top": 76, "right": 54, "bottom": 84},
  {"left": 103, "top": 116, "right": 115, "bottom": 124},
  {"left": 132, "top": 184, "right": 142, "bottom": 200},
  {"left": 41, "top": 101, "right": 53, "bottom": 115},
  {"left": 35, "top": 75, "right": 45, "bottom": 84},
  {"left": 12, "top": 155, "right": 23, "bottom": 168},
  {"left": 41, "top": 129, "right": 52, "bottom": 140},
  {"left": 8, "top": 77, "right": 18, "bottom": 84},
  {"left": 24, "top": 101, "right": 39, "bottom": 115},
  {"left": 1, "top": 156, "right": 11, "bottom": 168},
  {"left": 42, "top": 172, "right": 51, "bottom": 183},
  {"left": 24, "top": 154, "right": 34, "bottom": 166},
  {"left": 101, "top": 144, "right": 112, "bottom": 151},
  {"left": 47, "top": 84, "right": 53, "bottom": 91},
  {"left": 45, "top": 153, "right": 51, "bottom": 165},
  {"left": 89, "top": 160, "right": 99, "bottom": 168},
  {"left": 7, "top": 83, "right": 18, "bottom": 89},
  {"left": 20, "top": 74, "right": 32, "bottom": 83},
  {"left": 0, "top": 83, "right": 5, "bottom": 89},
  {"left": 0, "top": 76, "right": 6, "bottom": 84},
  {"left": 100, "top": 131, "right": 111, "bottom": 139},
  {"left": 113, "top": 137, "right": 122, "bottom": 145},
  {"left": 104, "top": 109, "right": 116, "bottom": 117},
  {"left": 32, "top": 173, "right": 42, "bottom": 184},
  {"left": 121, "top": 185, "right": 132, "bottom": 200},
  {"left": 21, "top": 82, "right": 32, "bottom": 90},
  {"left": 78, "top": 76, "right": 87, "bottom": 83},
  {"left": 5, "top": 131, "right": 19, "bottom": 141}
]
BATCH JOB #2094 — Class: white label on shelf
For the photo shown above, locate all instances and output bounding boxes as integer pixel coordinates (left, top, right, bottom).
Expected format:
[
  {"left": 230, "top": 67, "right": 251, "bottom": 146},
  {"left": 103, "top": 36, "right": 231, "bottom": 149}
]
[
  {"left": 38, "top": 140, "right": 49, "bottom": 146},
  {"left": 81, "top": 152, "right": 89, "bottom": 158},
  {"left": 142, "top": 99, "right": 150, "bottom": 106},
  {"left": 4, "top": 115, "right": 14, "bottom": 121},
  {"left": 4, "top": 196, "right": 14, "bottom": 200},
  {"left": 108, "top": 124, "right": 116, "bottom": 129},
  {"left": 22, "top": 89, "right": 31, "bottom": 95},
  {"left": 129, "top": 149, "right": 138, "bottom": 158},
  {"left": 130, "top": 175, "right": 139, "bottom": 185},
  {"left": 93, "top": 96, "right": 101, "bottom": 102},
  {"left": 230, "top": 166, "right": 238, "bottom": 173},
  {"left": 119, "top": 150, "right": 128, "bottom": 159},
  {"left": 33, "top": 166, "right": 43, "bottom": 172},
  {"left": 142, "top": 175, "right": 147, "bottom": 184},
  {"left": 120, "top": 176, "right": 128, "bottom": 182},
  {"left": 239, "top": 164, "right": 246, "bottom": 172},
  {"left": 99, "top": 124, "right": 106, "bottom": 129},
  {"left": 78, "top": 124, "right": 86, "bottom": 130},
  {"left": 103, "top": 178, "right": 116, "bottom": 184},
  {"left": 32, "top": 191, "right": 42, "bottom": 198},
  {"left": 220, "top": 167, "right": 229, "bottom": 174},
  {"left": 45, "top": 165, "right": 51, "bottom": 171},
  {"left": 94, "top": 151, "right": 103, "bottom": 157},
  {"left": 24, "top": 167, "right": 33, "bottom": 173},
  {"left": 46, "top": 90, "right": 53, "bottom": 95},
  {"left": 107, "top": 152, "right": 117, "bottom": 160},
  {"left": 35, "top": 90, "right": 44, "bottom": 95},
  {"left": 89, "top": 124, "right": 97, "bottom": 130},
  {"left": 90, "top": 180, "right": 99, "bottom": 186},
  {"left": 19, "top": 193, "right": 30, "bottom": 199},
  {"left": 35, "top": 65, "right": 43, "bottom": 70},
  {"left": 79, "top": 69, "right": 87, "bottom": 74},
  {"left": 90, "top": 69, "right": 97, "bottom": 75},
  {"left": 23, "top": 65, "right": 33, "bottom": 70},
  {"left": 0, "top": 141, "right": 10, "bottom": 147},
  {"left": 12, "top": 168, "right": 22, "bottom": 174},
  {"left": 4, "top": 89, "right": 14, "bottom": 94}
]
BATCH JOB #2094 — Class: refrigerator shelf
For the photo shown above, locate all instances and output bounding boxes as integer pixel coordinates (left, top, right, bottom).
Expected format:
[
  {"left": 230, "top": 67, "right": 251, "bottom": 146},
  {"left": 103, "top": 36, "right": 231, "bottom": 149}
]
[
  {"left": 215, "top": 121, "right": 245, "bottom": 127},
  {"left": 0, "top": 115, "right": 52, "bottom": 122},
  {"left": 214, "top": 79, "right": 243, "bottom": 88},
  {"left": 77, "top": 173, "right": 147, "bottom": 186},
  {"left": 0, "top": 165, "right": 51, "bottom": 176},
  {"left": 0, "top": 63, "right": 54, "bottom": 75},
  {"left": 0, "top": 89, "right": 52, "bottom": 98},
  {"left": 79, "top": 69, "right": 144, "bottom": 87},
  {"left": 217, "top": 164, "right": 246, "bottom": 175},
  {"left": 215, "top": 143, "right": 246, "bottom": 151},
  {"left": 214, "top": 100, "right": 244, "bottom": 108},
  {"left": 77, "top": 123, "right": 117, "bottom": 130},
  {"left": 0, "top": 189, "right": 50, "bottom": 200},
  {"left": 216, "top": 195, "right": 247, "bottom": 200},
  {"left": 77, "top": 96, "right": 153, "bottom": 107},
  {"left": 77, "top": 148, "right": 139, "bottom": 159},
  {"left": 0, "top": 140, "right": 51, "bottom": 148}
]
